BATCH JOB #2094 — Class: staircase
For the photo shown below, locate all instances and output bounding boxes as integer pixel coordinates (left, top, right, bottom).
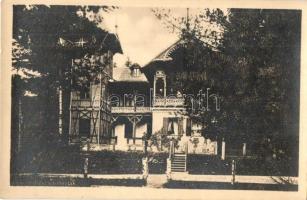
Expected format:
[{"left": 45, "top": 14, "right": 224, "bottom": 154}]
[{"left": 171, "top": 153, "right": 187, "bottom": 172}]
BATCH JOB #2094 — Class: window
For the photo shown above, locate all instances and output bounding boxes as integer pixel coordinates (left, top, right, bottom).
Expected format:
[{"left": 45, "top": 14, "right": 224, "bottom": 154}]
[
  {"left": 163, "top": 117, "right": 178, "bottom": 135},
  {"left": 133, "top": 68, "right": 139, "bottom": 77}
]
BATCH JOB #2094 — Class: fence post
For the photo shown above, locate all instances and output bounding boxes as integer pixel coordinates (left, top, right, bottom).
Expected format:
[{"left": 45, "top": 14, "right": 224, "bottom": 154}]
[
  {"left": 231, "top": 159, "right": 236, "bottom": 185},
  {"left": 84, "top": 157, "right": 89, "bottom": 178},
  {"left": 242, "top": 143, "right": 246, "bottom": 156},
  {"left": 221, "top": 138, "right": 226, "bottom": 160},
  {"left": 214, "top": 141, "right": 218, "bottom": 155},
  {"left": 83, "top": 139, "right": 90, "bottom": 178},
  {"left": 144, "top": 139, "right": 148, "bottom": 155},
  {"left": 142, "top": 157, "right": 149, "bottom": 180},
  {"left": 166, "top": 158, "right": 172, "bottom": 180}
]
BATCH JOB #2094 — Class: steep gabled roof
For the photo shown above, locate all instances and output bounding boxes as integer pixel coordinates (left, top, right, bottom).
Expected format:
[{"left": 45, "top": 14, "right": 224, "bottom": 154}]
[
  {"left": 142, "top": 39, "right": 186, "bottom": 69},
  {"left": 152, "top": 39, "right": 183, "bottom": 61},
  {"left": 112, "top": 67, "right": 148, "bottom": 82}
]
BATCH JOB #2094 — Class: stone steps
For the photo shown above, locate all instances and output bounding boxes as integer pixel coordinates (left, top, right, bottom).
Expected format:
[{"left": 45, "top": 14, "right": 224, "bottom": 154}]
[{"left": 171, "top": 153, "right": 187, "bottom": 172}]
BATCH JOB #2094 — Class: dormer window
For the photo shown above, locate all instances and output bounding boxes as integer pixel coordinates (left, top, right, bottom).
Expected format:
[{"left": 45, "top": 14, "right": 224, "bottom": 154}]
[
  {"left": 133, "top": 68, "right": 139, "bottom": 77},
  {"left": 130, "top": 63, "right": 141, "bottom": 77}
]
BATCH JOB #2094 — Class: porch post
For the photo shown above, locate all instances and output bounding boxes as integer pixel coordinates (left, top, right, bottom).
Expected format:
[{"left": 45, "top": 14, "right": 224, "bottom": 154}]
[
  {"left": 163, "top": 77, "right": 166, "bottom": 97},
  {"left": 127, "top": 115, "right": 142, "bottom": 145},
  {"left": 153, "top": 75, "right": 156, "bottom": 98}
]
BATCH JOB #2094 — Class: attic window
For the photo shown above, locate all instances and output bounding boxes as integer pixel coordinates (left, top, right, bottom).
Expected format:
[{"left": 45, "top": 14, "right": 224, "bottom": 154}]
[{"left": 130, "top": 64, "right": 141, "bottom": 77}]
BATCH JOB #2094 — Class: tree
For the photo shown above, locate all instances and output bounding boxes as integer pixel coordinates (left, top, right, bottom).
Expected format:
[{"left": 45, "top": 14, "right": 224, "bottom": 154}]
[
  {"left": 220, "top": 9, "right": 300, "bottom": 158},
  {"left": 153, "top": 8, "right": 301, "bottom": 159}
]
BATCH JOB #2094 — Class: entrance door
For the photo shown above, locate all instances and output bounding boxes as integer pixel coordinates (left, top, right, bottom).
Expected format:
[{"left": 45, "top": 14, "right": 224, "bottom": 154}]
[{"left": 79, "top": 118, "right": 90, "bottom": 138}]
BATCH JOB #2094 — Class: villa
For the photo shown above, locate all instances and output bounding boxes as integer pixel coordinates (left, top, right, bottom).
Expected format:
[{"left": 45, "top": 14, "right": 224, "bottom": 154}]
[{"left": 68, "top": 36, "right": 219, "bottom": 156}]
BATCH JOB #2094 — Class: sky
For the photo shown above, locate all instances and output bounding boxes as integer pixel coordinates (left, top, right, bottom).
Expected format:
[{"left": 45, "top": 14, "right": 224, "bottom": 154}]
[{"left": 100, "top": 7, "right": 202, "bottom": 67}]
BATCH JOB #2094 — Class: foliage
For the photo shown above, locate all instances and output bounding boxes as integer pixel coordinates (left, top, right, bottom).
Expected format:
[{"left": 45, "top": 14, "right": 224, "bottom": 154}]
[
  {"left": 148, "top": 129, "right": 181, "bottom": 151},
  {"left": 219, "top": 9, "right": 300, "bottom": 155},
  {"left": 190, "top": 137, "right": 200, "bottom": 148}
]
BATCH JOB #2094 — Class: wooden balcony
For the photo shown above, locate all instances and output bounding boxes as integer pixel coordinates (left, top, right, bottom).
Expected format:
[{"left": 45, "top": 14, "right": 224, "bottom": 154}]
[
  {"left": 111, "top": 106, "right": 151, "bottom": 114},
  {"left": 153, "top": 97, "right": 185, "bottom": 107}
]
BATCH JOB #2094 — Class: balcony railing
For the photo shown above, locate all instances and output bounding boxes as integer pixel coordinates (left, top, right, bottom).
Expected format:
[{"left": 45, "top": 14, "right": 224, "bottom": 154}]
[
  {"left": 71, "top": 98, "right": 185, "bottom": 111},
  {"left": 70, "top": 99, "right": 110, "bottom": 109},
  {"left": 111, "top": 106, "right": 151, "bottom": 114},
  {"left": 153, "top": 97, "right": 185, "bottom": 107}
]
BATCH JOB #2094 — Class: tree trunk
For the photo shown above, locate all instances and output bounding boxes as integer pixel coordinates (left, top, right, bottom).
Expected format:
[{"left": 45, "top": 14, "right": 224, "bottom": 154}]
[
  {"left": 17, "top": 98, "right": 23, "bottom": 152},
  {"left": 58, "top": 86, "right": 63, "bottom": 136}
]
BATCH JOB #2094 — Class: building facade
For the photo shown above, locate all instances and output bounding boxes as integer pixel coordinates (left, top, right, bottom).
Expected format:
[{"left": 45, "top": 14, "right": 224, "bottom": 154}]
[{"left": 69, "top": 39, "right": 217, "bottom": 154}]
